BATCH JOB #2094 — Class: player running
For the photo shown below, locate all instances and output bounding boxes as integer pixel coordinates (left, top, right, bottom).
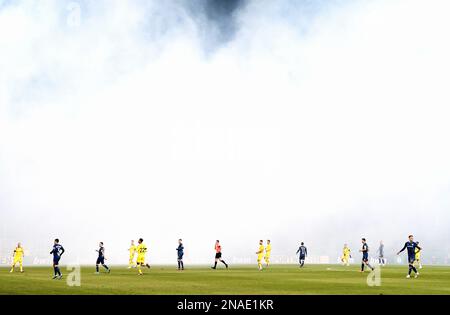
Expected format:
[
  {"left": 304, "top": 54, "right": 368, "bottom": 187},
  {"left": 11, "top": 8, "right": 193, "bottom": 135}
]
[
  {"left": 136, "top": 238, "right": 151, "bottom": 275},
  {"left": 211, "top": 240, "right": 228, "bottom": 269},
  {"left": 359, "top": 238, "right": 374, "bottom": 272},
  {"left": 95, "top": 242, "right": 111, "bottom": 274},
  {"left": 50, "top": 239, "right": 65, "bottom": 280},
  {"left": 256, "top": 240, "right": 264, "bottom": 271},
  {"left": 296, "top": 242, "right": 307, "bottom": 268},
  {"left": 341, "top": 244, "right": 351, "bottom": 266},
  {"left": 264, "top": 240, "right": 271, "bottom": 267},
  {"left": 177, "top": 239, "right": 184, "bottom": 270},
  {"left": 10, "top": 243, "right": 24, "bottom": 273},
  {"left": 128, "top": 240, "right": 137, "bottom": 269},
  {"left": 377, "top": 241, "right": 386, "bottom": 266},
  {"left": 397, "top": 235, "right": 421, "bottom": 278},
  {"left": 414, "top": 241, "right": 423, "bottom": 269}
]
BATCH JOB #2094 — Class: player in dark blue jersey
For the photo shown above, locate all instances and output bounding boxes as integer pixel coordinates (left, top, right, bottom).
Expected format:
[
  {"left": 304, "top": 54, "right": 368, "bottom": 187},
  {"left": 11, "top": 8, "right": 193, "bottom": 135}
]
[
  {"left": 359, "top": 238, "right": 374, "bottom": 272},
  {"left": 176, "top": 239, "right": 184, "bottom": 270},
  {"left": 296, "top": 242, "right": 307, "bottom": 268},
  {"left": 397, "top": 235, "right": 421, "bottom": 278},
  {"left": 50, "top": 239, "right": 65, "bottom": 280},
  {"left": 95, "top": 242, "right": 111, "bottom": 274}
]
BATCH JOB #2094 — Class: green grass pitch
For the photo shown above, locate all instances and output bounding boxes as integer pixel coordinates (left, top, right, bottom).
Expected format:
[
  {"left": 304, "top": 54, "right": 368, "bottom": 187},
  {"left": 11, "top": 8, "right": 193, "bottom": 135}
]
[{"left": 1, "top": 265, "right": 450, "bottom": 295}]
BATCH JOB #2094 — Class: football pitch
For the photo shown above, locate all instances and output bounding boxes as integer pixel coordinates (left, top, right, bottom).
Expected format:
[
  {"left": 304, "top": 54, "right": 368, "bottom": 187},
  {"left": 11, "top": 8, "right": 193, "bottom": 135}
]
[{"left": 1, "top": 264, "right": 450, "bottom": 295}]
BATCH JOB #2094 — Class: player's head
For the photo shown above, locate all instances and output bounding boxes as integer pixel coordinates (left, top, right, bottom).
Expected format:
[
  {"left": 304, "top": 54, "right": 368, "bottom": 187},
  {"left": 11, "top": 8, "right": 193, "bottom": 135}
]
[
  {"left": 301, "top": 242, "right": 304, "bottom": 246},
  {"left": 131, "top": 240, "right": 134, "bottom": 245},
  {"left": 17, "top": 242, "right": 21, "bottom": 248},
  {"left": 138, "top": 238, "right": 143, "bottom": 244},
  {"left": 362, "top": 238, "right": 366, "bottom": 243},
  {"left": 99, "top": 242, "right": 103, "bottom": 246},
  {"left": 267, "top": 240, "right": 271, "bottom": 244},
  {"left": 408, "top": 235, "right": 414, "bottom": 241},
  {"left": 216, "top": 240, "right": 220, "bottom": 244},
  {"left": 380, "top": 240, "right": 383, "bottom": 244},
  {"left": 54, "top": 238, "right": 59, "bottom": 244},
  {"left": 259, "top": 240, "right": 263, "bottom": 245},
  {"left": 179, "top": 239, "right": 182, "bottom": 244},
  {"left": 344, "top": 243, "right": 348, "bottom": 247}
]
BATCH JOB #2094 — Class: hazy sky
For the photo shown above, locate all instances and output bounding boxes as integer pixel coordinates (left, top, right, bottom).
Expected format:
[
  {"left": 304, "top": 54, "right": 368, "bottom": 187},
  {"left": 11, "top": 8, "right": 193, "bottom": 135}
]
[{"left": 1, "top": 0, "right": 450, "bottom": 265}]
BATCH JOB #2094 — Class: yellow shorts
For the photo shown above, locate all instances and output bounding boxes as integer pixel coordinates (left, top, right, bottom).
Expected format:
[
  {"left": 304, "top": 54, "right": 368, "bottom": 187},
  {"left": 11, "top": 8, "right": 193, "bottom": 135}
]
[
  {"left": 137, "top": 256, "right": 145, "bottom": 264},
  {"left": 13, "top": 257, "right": 23, "bottom": 264},
  {"left": 257, "top": 255, "right": 264, "bottom": 262}
]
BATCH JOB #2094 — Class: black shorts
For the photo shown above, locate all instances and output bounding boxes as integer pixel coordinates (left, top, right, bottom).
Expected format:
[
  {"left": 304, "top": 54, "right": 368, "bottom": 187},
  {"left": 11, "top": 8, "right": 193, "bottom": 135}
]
[
  {"left": 53, "top": 257, "right": 61, "bottom": 265},
  {"left": 178, "top": 254, "right": 184, "bottom": 260},
  {"left": 408, "top": 257, "right": 416, "bottom": 264},
  {"left": 299, "top": 255, "right": 306, "bottom": 261},
  {"left": 96, "top": 257, "right": 105, "bottom": 265},
  {"left": 215, "top": 252, "right": 222, "bottom": 259},
  {"left": 362, "top": 256, "right": 369, "bottom": 262}
]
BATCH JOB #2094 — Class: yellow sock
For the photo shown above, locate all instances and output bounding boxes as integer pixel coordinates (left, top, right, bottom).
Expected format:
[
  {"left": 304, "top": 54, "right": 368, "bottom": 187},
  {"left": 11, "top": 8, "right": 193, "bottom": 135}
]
[
  {"left": 20, "top": 263, "right": 23, "bottom": 272},
  {"left": 138, "top": 265, "right": 142, "bottom": 274}
]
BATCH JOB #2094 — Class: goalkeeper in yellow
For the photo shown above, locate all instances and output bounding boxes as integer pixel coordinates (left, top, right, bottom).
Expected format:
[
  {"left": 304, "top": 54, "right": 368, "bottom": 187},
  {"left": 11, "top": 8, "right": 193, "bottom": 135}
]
[
  {"left": 128, "top": 240, "right": 137, "bottom": 269},
  {"left": 256, "top": 240, "right": 265, "bottom": 271},
  {"left": 10, "top": 243, "right": 24, "bottom": 273},
  {"left": 341, "top": 244, "right": 351, "bottom": 266},
  {"left": 136, "top": 238, "right": 151, "bottom": 275},
  {"left": 264, "top": 240, "right": 271, "bottom": 267},
  {"left": 414, "top": 241, "right": 423, "bottom": 269}
]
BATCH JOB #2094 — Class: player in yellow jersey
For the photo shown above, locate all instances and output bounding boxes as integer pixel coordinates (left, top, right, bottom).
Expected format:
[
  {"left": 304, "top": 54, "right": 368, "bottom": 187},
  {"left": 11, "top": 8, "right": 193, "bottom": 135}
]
[
  {"left": 128, "top": 240, "right": 137, "bottom": 269},
  {"left": 264, "top": 240, "right": 271, "bottom": 267},
  {"left": 256, "top": 240, "right": 265, "bottom": 271},
  {"left": 414, "top": 241, "right": 423, "bottom": 269},
  {"left": 136, "top": 238, "right": 150, "bottom": 275},
  {"left": 10, "top": 242, "right": 24, "bottom": 273},
  {"left": 341, "top": 244, "right": 351, "bottom": 266}
]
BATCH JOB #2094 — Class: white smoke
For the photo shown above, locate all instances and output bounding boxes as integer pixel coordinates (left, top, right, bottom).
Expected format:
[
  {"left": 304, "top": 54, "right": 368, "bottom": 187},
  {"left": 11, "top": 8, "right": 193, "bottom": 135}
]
[{"left": 1, "top": 0, "right": 450, "bottom": 265}]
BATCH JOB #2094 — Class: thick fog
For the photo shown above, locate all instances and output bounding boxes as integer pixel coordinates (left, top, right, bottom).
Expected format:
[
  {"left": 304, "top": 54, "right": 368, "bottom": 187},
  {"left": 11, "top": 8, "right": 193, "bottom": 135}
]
[{"left": 1, "top": 0, "right": 450, "bottom": 266}]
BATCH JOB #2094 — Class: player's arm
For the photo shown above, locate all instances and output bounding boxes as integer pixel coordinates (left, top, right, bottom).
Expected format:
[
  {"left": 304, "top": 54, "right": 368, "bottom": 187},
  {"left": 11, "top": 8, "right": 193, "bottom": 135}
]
[
  {"left": 296, "top": 248, "right": 299, "bottom": 255},
  {"left": 305, "top": 248, "right": 308, "bottom": 257},
  {"left": 60, "top": 246, "right": 65, "bottom": 256},
  {"left": 397, "top": 243, "right": 407, "bottom": 255}
]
